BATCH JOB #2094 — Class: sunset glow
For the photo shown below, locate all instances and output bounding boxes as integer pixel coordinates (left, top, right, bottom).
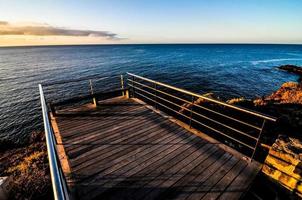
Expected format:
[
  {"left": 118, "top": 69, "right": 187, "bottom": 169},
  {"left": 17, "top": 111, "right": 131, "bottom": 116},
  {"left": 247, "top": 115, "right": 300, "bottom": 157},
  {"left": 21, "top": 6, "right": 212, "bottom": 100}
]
[{"left": 0, "top": 0, "right": 302, "bottom": 46}]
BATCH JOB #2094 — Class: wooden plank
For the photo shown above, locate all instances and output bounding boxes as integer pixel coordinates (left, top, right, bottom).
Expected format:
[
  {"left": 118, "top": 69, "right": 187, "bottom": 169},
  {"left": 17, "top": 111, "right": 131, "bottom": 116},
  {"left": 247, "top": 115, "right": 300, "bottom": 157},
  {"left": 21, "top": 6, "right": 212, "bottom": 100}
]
[
  {"left": 64, "top": 116, "right": 160, "bottom": 148},
  {"left": 62, "top": 111, "right": 163, "bottom": 145},
  {"left": 61, "top": 109, "right": 169, "bottom": 142},
  {"left": 57, "top": 103, "right": 145, "bottom": 121},
  {"left": 77, "top": 135, "right": 201, "bottom": 199},
  {"left": 58, "top": 107, "right": 150, "bottom": 137},
  {"left": 72, "top": 126, "right": 191, "bottom": 175},
  {"left": 154, "top": 150, "right": 230, "bottom": 200},
  {"left": 133, "top": 98, "right": 253, "bottom": 162},
  {"left": 185, "top": 155, "right": 239, "bottom": 200},
  {"left": 136, "top": 144, "right": 220, "bottom": 200},
  {"left": 66, "top": 117, "right": 180, "bottom": 159},
  {"left": 217, "top": 163, "right": 260, "bottom": 200},
  {"left": 56, "top": 103, "right": 146, "bottom": 128},
  {"left": 52, "top": 97, "right": 261, "bottom": 200},
  {"left": 75, "top": 132, "right": 198, "bottom": 179},
  {"left": 82, "top": 139, "right": 187, "bottom": 184},
  {"left": 201, "top": 160, "right": 247, "bottom": 200},
  {"left": 98, "top": 138, "right": 207, "bottom": 200},
  {"left": 69, "top": 123, "right": 186, "bottom": 169}
]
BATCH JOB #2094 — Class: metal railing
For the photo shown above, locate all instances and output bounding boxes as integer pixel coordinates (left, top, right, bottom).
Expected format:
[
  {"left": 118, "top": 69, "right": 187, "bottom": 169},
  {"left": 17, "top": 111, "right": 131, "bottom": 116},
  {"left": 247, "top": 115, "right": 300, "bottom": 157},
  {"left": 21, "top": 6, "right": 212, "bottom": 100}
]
[
  {"left": 39, "top": 84, "right": 70, "bottom": 200},
  {"left": 43, "top": 74, "right": 127, "bottom": 112},
  {"left": 127, "top": 72, "right": 277, "bottom": 160}
]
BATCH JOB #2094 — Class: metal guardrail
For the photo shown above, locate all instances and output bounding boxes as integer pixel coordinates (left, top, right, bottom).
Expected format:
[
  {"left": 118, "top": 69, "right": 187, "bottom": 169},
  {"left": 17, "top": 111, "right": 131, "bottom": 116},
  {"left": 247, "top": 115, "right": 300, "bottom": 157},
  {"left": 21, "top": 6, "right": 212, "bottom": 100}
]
[
  {"left": 126, "top": 72, "right": 277, "bottom": 160},
  {"left": 39, "top": 84, "right": 70, "bottom": 200},
  {"left": 43, "top": 74, "right": 121, "bottom": 86},
  {"left": 43, "top": 75, "right": 127, "bottom": 113},
  {"left": 40, "top": 71, "right": 278, "bottom": 199}
]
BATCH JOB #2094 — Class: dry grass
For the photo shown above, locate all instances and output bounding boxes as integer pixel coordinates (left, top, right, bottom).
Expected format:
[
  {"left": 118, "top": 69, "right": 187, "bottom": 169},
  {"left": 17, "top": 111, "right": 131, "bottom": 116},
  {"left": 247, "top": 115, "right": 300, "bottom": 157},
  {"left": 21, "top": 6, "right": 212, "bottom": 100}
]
[{"left": 0, "top": 132, "right": 52, "bottom": 200}]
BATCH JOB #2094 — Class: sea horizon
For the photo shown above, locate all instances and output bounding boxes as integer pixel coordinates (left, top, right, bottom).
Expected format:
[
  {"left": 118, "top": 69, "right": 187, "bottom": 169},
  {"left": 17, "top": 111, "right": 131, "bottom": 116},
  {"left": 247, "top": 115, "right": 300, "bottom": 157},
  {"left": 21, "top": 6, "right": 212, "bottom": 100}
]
[{"left": 1, "top": 43, "right": 302, "bottom": 48}]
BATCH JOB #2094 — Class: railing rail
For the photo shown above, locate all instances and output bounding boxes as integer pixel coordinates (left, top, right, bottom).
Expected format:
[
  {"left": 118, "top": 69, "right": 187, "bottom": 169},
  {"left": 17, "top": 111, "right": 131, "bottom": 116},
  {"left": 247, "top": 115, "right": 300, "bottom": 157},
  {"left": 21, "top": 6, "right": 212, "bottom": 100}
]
[
  {"left": 43, "top": 74, "right": 121, "bottom": 86},
  {"left": 127, "top": 73, "right": 276, "bottom": 122},
  {"left": 39, "top": 84, "right": 70, "bottom": 200},
  {"left": 126, "top": 72, "right": 277, "bottom": 160}
]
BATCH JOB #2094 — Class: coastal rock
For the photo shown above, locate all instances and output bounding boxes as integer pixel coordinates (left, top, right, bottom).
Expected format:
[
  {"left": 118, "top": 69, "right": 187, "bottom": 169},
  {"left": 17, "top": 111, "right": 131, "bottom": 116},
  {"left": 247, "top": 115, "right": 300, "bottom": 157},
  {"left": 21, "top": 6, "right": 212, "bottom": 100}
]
[
  {"left": 226, "top": 97, "right": 246, "bottom": 104},
  {"left": 227, "top": 81, "right": 302, "bottom": 138},
  {"left": 278, "top": 65, "right": 302, "bottom": 76},
  {"left": 252, "top": 82, "right": 302, "bottom": 106},
  {"left": 262, "top": 82, "right": 302, "bottom": 104},
  {"left": 262, "top": 135, "right": 302, "bottom": 197}
]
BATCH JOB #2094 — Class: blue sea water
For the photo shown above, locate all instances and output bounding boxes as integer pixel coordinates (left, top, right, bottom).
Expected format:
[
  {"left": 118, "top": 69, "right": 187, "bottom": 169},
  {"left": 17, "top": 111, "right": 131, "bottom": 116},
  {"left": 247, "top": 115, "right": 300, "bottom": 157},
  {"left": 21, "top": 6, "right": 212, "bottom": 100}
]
[{"left": 0, "top": 44, "right": 302, "bottom": 143}]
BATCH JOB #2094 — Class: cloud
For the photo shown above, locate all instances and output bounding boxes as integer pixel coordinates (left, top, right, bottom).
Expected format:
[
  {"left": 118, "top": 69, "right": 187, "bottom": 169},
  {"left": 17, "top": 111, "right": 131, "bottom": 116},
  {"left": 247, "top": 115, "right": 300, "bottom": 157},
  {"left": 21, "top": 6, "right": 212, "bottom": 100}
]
[
  {"left": 0, "top": 21, "right": 119, "bottom": 40},
  {"left": 0, "top": 21, "right": 8, "bottom": 25}
]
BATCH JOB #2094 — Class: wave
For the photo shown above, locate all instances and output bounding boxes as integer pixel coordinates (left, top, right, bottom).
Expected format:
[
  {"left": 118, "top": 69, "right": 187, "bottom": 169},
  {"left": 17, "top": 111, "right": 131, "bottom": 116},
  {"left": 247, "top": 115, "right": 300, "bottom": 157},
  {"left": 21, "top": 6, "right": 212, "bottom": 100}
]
[{"left": 251, "top": 58, "right": 302, "bottom": 65}]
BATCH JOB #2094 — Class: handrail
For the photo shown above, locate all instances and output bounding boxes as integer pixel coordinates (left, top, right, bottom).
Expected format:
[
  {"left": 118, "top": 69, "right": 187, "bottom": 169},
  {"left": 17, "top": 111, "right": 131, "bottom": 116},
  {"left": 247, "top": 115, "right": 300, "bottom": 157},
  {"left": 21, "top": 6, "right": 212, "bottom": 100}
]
[
  {"left": 127, "top": 78, "right": 262, "bottom": 130},
  {"left": 128, "top": 83, "right": 256, "bottom": 150},
  {"left": 127, "top": 72, "right": 277, "bottom": 122},
  {"left": 39, "top": 84, "right": 69, "bottom": 200},
  {"left": 43, "top": 74, "right": 120, "bottom": 86},
  {"left": 128, "top": 82, "right": 259, "bottom": 141},
  {"left": 126, "top": 73, "right": 278, "bottom": 160}
]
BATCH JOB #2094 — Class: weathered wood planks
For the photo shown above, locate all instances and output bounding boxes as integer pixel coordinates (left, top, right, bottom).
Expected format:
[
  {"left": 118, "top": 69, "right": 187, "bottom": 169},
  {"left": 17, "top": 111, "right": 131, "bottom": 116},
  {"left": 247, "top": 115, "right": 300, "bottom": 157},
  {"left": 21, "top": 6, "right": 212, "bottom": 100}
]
[{"left": 51, "top": 96, "right": 261, "bottom": 200}]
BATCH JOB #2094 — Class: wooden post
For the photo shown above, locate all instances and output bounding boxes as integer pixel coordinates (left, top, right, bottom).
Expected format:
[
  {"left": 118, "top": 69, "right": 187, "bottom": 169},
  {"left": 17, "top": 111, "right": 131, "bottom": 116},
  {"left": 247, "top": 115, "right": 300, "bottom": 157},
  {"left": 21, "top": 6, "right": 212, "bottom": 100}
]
[
  {"left": 125, "top": 89, "right": 129, "bottom": 98},
  {"left": 89, "top": 79, "right": 97, "bottom": 107}
]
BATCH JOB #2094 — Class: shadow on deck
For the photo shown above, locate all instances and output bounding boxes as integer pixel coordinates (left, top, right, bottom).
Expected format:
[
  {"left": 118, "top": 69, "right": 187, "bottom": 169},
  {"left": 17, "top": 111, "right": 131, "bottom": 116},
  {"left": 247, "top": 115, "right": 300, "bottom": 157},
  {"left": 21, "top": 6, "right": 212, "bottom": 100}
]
[{"left": 51, "top": 96, "right": 261, "bottom": 200}]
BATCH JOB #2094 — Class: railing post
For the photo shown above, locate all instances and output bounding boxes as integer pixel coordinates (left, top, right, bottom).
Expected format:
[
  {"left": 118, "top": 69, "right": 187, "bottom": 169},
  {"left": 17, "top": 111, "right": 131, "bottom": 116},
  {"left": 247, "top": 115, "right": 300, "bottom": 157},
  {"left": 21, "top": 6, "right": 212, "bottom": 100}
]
[
  {"left": 132, "top": 76, "right": 135, "bottom": 98},
  {"left": 250, "top": 119, "right": 266, "bottom": 161},
  {"left": 120, "top": 75, "right": 125, "bottom": 96},
  {"left": 154, "top": 83, "right": 158, "bottom": 109},
  {"left": 189, "top": 95, "right": 194, "bottom": 128},
  {"left": 89, "top": 79, "right": 97, "bottom": 107}
]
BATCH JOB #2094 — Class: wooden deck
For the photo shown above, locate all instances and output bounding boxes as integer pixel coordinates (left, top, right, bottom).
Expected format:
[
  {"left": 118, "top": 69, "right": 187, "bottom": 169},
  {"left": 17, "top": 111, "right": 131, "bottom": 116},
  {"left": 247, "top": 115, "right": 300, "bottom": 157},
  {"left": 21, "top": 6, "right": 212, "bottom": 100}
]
[{"left": 51, "top": 97, "right": 261, "bottom": 200}]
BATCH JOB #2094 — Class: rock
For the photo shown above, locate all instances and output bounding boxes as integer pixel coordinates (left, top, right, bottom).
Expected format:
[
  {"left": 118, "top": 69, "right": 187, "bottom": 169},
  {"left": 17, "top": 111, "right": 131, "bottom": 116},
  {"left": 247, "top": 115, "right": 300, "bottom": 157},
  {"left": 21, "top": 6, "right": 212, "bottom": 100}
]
[
  {"left": 0, "top": 177, "right": 12, "bottom": 200},
  {"left": 255, "top": 82, "right": 302, "bottom": 105},
  {"left": 226, "top": 97, "right": 246, "bottom": 104},
  {"left": 263, "top": 135, "right": 302, "bottom": 197},
  {"left": 278, "top": 65, "right": 302, "bottom": 77},
  {"left": 227, "top": 81, "right": 302, "bottom": 138}
]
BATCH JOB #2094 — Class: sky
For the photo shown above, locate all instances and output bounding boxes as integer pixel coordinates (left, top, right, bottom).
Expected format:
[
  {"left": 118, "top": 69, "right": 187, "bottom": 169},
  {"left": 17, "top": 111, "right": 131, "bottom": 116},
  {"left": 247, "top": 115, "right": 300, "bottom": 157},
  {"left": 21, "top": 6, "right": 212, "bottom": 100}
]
[{"left": 0, "top": 0, "right": 302, "bottom": 46}]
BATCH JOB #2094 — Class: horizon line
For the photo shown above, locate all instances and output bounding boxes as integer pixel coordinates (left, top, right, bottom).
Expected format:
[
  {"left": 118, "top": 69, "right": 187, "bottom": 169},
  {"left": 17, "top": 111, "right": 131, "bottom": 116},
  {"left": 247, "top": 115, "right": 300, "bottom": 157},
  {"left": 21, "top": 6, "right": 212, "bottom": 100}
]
[{"left": 1, "top": 42, "right": 302, "bottom": 48}]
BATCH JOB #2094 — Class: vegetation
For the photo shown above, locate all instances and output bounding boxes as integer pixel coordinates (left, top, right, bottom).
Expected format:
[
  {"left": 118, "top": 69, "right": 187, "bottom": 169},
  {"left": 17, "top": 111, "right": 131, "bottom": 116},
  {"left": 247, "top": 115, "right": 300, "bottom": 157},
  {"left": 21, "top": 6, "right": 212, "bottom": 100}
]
[{"left": 0, "top": 132, "right": 52, "bottom": 200}]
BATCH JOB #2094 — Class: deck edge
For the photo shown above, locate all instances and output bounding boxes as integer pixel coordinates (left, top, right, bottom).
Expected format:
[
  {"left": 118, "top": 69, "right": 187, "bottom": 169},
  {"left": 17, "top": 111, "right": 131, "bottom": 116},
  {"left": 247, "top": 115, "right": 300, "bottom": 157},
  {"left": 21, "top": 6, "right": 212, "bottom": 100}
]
[{"left": 50, "top": 113, "right": 77, "bottom": 197}]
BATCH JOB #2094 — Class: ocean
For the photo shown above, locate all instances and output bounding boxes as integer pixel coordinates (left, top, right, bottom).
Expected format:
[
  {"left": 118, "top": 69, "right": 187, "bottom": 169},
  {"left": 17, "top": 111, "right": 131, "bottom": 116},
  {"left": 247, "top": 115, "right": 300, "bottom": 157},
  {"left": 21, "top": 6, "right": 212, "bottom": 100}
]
[{"left": 0, "top": 44, "right": 302, "bottom": 144}]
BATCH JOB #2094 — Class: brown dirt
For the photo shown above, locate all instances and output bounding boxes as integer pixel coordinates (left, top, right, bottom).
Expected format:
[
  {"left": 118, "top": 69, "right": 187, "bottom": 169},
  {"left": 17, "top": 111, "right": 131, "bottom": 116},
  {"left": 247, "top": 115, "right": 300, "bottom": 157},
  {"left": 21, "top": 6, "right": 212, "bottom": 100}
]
[{"left": 0, "top": 132, "right": 52, "bottom": 200}]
